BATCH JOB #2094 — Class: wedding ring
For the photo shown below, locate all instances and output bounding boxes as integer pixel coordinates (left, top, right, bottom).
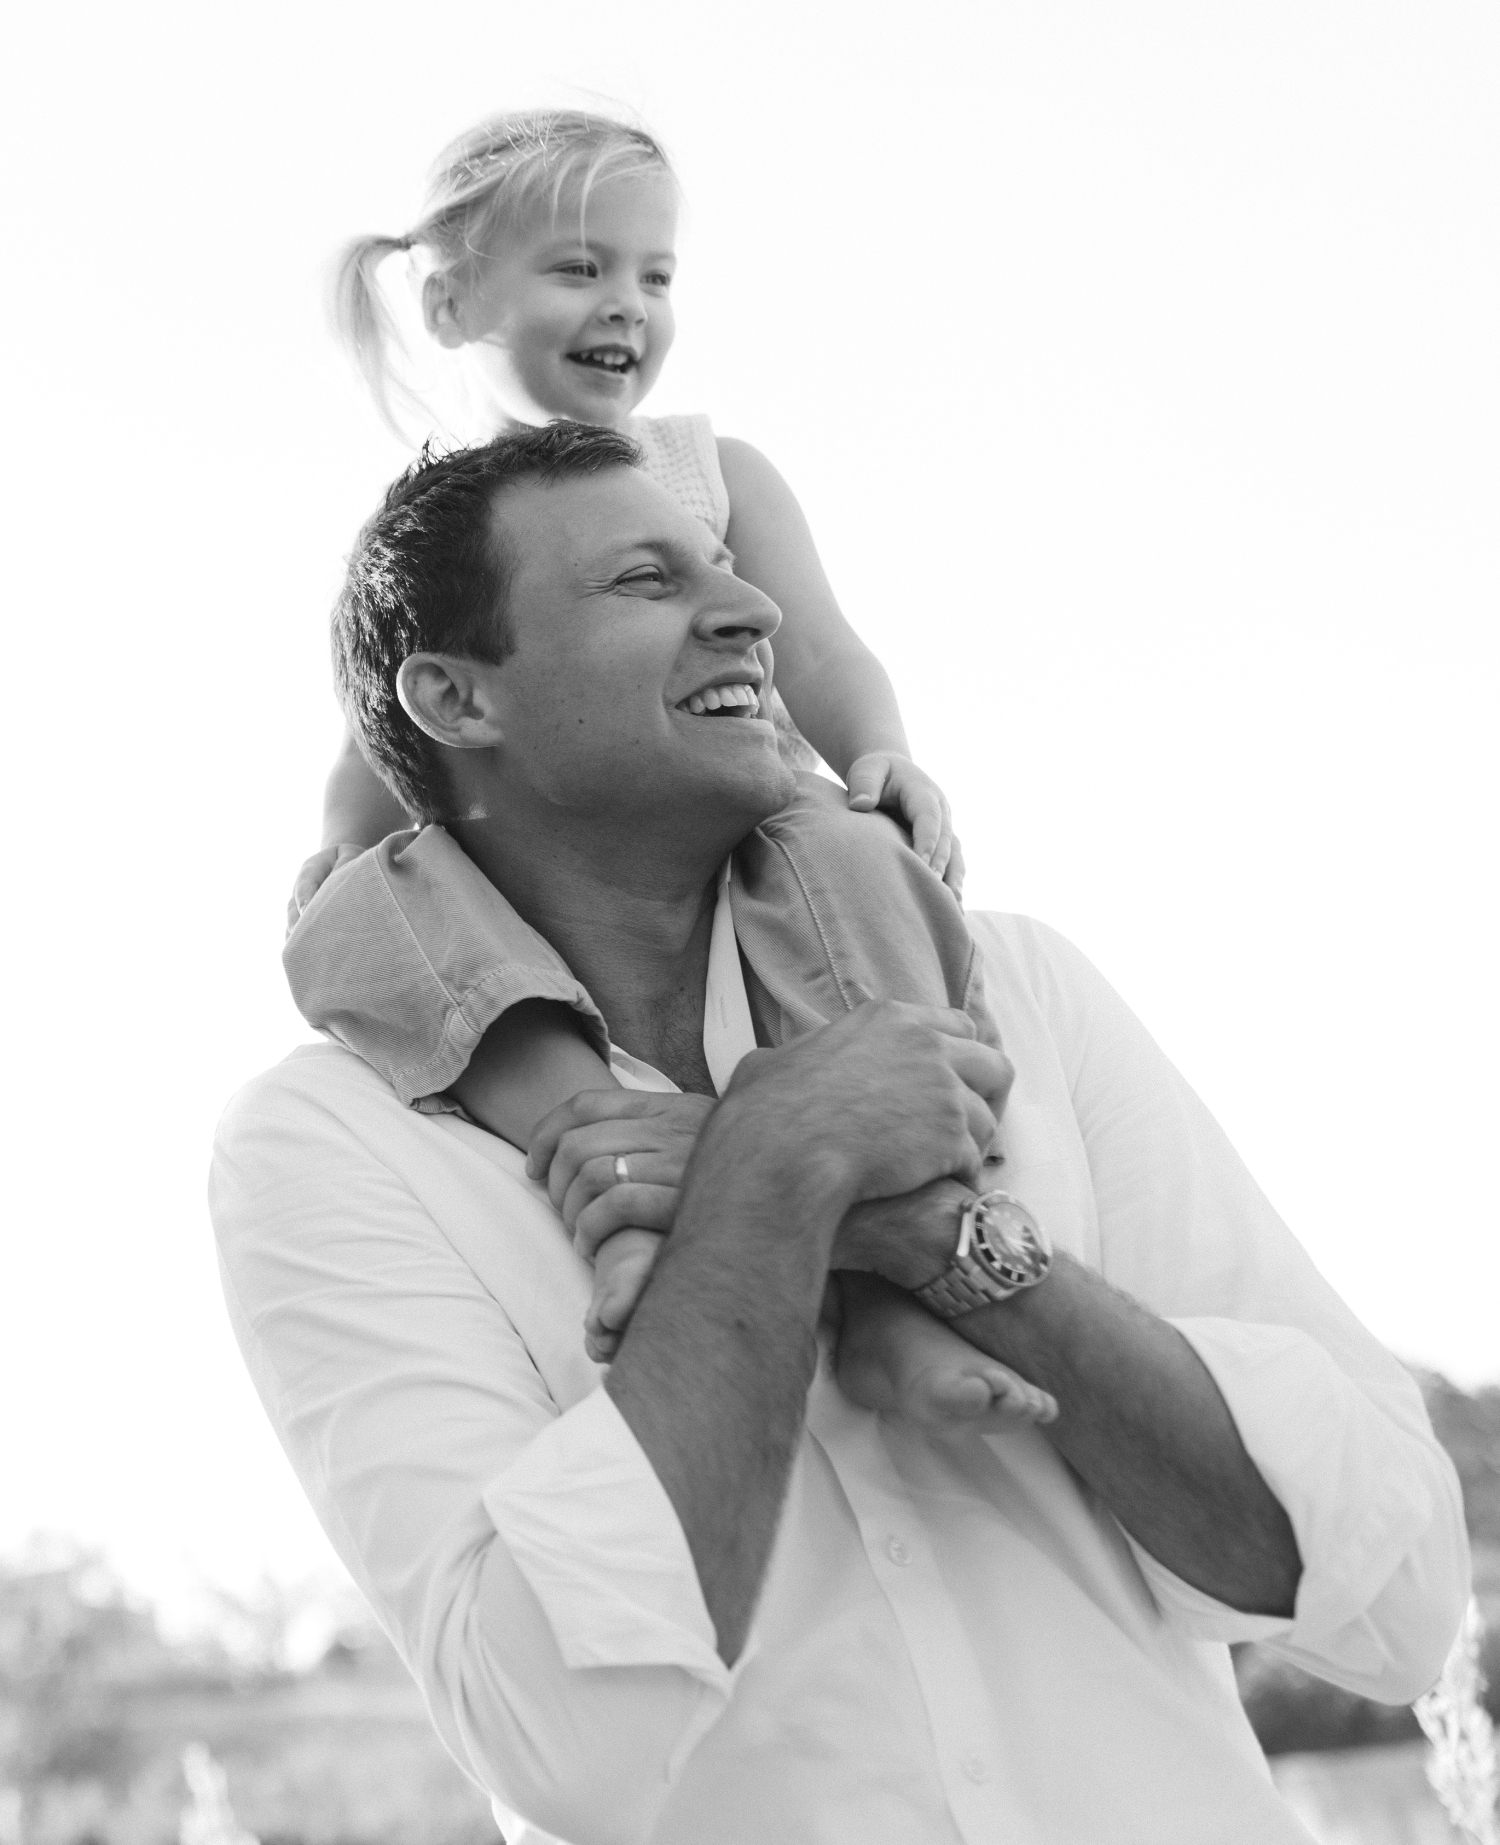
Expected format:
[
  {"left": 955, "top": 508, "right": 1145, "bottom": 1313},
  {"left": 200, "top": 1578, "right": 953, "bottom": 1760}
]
[{"left": 613, "top": 1155, "right": 631, "bottom": 1187}]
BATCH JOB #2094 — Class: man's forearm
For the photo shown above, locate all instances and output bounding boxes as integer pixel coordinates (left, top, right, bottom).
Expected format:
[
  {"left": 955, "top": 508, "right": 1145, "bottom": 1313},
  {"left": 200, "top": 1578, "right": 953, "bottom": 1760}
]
[
  {"left": 603, "top": 1004, "right": 1010, "bottom": 1666},
  {"left": 605, "top": 1123, "right": 845, "bottom": 1665},
  {"left": 841, "top": 1186, "right": 1301, "bottom": 1616},
  {"left": 959, "top": 1255, "right": 1301, "bottom": 1614}
]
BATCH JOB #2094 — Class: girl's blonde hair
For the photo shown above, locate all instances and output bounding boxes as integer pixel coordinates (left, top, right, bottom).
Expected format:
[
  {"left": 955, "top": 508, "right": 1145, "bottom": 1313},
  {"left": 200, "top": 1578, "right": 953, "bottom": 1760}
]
[{"left": 334, "top": 109, "right": 674, "bottom": 432}]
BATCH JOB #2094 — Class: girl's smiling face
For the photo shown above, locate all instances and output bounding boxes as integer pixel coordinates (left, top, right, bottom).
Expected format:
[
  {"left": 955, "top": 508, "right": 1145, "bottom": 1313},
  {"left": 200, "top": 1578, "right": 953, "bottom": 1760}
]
[{"left": 428, "top": 168, "right": 678, "bottom": 431}]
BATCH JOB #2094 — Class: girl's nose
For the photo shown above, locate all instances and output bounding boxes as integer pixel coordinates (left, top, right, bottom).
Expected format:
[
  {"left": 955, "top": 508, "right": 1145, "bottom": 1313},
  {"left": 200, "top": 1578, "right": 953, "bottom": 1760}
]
[{"left": 601, "top": 286, "right": 647, "bottom": 327}]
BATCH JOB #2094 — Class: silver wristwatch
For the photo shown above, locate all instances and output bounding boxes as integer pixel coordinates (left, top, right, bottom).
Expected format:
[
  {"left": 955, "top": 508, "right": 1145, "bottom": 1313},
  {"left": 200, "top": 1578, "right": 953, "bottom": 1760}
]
[{"left": 913, "top": 1190, "right": 1053, "bottom": 1318}]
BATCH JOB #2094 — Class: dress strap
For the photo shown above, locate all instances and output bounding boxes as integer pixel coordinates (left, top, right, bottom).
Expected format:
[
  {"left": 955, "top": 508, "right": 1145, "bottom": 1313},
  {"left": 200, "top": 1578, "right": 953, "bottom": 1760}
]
[{"left": 627, "top": 413, "right": 731, "bottom": 540}]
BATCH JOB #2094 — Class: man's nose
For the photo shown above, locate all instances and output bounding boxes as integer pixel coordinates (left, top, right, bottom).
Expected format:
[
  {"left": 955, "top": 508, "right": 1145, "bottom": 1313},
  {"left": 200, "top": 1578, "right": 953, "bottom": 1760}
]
[{"left": 696, "top": 573, "right": 782, "bottom": 645}]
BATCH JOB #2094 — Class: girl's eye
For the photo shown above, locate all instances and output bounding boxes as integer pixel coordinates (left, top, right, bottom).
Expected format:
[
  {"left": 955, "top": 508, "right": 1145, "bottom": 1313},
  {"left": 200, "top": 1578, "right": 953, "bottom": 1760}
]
[
  {"left": 557, "top": 261, "right": 598, "bottom": 279},
  {"left": 644, "top": 271, "right": 673, "bottom": 289}
]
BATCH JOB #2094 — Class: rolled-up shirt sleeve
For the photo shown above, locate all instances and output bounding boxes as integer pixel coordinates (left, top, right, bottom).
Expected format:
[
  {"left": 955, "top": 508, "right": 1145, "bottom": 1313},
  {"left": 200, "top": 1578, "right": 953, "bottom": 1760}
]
[
  {"left": 485, "top": 1385, "right": 744, "bottom": 1690},
  {"left": 1006, "top": 916, "right": 1470, "bottom": 1704},
  {"left": 282, "top": 827, "right": 611, "bottom": 1107},
  {"left": 209, "top": 1053, "right": 739, "bottom": 1845}
]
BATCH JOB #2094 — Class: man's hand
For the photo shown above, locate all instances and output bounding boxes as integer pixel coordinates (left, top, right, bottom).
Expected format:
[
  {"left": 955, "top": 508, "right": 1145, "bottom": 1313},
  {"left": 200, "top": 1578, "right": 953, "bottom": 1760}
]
[
  {"left": 533, "top": 1007, "right": 1010, "bottom": 1259},
  {"left": 286, "top": 844, "right": 365, "bottom": 934},
  {"left": 526, "top": 1089, "right": 715, "bottom": 1258},
  {"left": 526, "top": 1090, "right": 713, "bottom": 1366},
  {"left": 845, "top": 753, "right": 965, "bottom": 894},
  {"left": 710, "top": 1002, "right": 1012, "bottom": 1213}
]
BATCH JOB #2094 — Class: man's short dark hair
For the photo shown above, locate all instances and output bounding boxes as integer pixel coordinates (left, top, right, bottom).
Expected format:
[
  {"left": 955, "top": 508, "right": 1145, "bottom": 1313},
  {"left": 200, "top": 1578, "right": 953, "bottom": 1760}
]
[{"left": 332, "top": 420, "right": 641, "bottom": 822}]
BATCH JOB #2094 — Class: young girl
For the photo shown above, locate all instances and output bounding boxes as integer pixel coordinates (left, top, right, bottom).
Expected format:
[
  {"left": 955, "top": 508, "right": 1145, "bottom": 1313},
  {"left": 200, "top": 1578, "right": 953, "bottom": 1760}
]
[{"left": 289, "top": 109, "right": 1054, "bottom": 1432}]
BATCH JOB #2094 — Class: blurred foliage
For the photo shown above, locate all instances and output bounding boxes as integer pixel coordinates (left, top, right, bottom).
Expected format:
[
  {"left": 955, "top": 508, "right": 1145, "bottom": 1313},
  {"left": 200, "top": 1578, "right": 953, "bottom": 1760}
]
[
  {"left": 1237, "top": 1368, "right": 1500, "bottom": 1757},
  {"left": 1418, "top": 1370, "right": 1500, "bottom": 1549},
  {"left": 0, "top": 1542, "right": 497, "bottom": 1845}
]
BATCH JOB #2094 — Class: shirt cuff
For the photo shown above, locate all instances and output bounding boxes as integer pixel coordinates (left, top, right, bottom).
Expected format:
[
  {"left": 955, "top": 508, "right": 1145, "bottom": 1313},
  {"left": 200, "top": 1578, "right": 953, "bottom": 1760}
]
[
  {"left": 1138, "top": 1318, "right": 1436, "bottom": 1649},
  {"left": 483, "top": 1384, "right": 751, "bottom": 1696},
  {"left": 284, "top": 826, "right": 612, "bottom": 1105}
]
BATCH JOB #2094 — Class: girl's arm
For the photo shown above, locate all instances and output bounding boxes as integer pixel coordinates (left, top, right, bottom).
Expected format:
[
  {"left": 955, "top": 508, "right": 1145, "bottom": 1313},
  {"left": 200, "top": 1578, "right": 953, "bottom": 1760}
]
[
  {"left": 290, "top": 727, "right": 417, "bottom": 923},
  {"left": 457, "top": 1009, "right": 666, "bottom": 1368},
  {"left": 718, "top": 438, "right": 907, "bottom": 775},
  {"left": 324, "top": 724, "right": 411, "bottom": 849},
  {"left": 454, "top": 998, "right": 619, "bottom": 1150},
  {"left": 717, "top": 439, "right": 960, "bottom": 887}
]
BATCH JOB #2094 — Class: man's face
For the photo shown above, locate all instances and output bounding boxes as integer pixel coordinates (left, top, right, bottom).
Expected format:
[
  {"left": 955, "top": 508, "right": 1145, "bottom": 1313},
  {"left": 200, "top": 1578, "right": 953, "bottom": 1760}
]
[{"left": 481, "top": 466, "right": 796, "bottom": 830}]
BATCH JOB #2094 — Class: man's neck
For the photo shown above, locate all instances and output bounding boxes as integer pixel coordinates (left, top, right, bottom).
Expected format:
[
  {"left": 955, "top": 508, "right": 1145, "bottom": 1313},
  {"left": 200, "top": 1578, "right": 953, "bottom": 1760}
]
[{"left": 451, "top": 804, "right": 733, "bottom": 1094}]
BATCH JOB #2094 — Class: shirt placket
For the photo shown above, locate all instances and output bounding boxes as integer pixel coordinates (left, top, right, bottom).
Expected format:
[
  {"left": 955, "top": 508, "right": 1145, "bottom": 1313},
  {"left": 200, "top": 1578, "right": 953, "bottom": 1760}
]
[{"left": 805, "top": 1364, "right": 1044, "bottom": 1845}]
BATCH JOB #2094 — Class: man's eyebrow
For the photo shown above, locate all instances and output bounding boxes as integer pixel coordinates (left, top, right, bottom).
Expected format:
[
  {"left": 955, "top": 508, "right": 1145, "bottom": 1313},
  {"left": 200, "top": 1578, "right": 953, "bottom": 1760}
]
[
  {"left": 580, "top": 535, "right": 680, "bottom": 577},
  {"left": 582, "top": 534, "right": 737, "bottom": 579}
]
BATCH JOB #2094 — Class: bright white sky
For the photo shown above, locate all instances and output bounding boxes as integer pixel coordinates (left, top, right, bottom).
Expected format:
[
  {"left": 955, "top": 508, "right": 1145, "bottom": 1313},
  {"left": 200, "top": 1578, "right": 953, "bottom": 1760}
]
[{"left": 2, "top": 0, "right": 1496, "bottom": 1616}]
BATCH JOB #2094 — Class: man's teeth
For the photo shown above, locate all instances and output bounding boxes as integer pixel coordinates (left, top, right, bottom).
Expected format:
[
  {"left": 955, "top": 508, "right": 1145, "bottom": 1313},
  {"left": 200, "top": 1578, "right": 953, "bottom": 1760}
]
[{"left": 684, "top": 684, "right": 760, "bottom": 716}]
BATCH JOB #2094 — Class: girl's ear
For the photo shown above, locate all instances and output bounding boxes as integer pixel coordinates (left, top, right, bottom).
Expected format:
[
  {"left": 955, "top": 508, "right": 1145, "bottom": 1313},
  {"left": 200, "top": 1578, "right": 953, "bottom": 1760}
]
[
  {"left": 422, "top": 273, "right": 468, "bottom": 350},
  {"left": 397, "top": 655, "right": 505, "bottom": 748}
]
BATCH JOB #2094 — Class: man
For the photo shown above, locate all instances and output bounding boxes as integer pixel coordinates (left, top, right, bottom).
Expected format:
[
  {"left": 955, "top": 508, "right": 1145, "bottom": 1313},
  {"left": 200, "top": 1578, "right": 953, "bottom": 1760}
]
[{"left": 211, "top": 422, "right": 1467, "bottom": 1845}]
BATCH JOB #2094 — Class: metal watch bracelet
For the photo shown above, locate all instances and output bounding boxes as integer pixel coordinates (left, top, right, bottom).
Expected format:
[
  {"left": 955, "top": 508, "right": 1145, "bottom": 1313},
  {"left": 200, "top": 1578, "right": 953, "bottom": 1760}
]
[{"left": 913, "top": 1190, "right": 1052, "bottom": 1319}]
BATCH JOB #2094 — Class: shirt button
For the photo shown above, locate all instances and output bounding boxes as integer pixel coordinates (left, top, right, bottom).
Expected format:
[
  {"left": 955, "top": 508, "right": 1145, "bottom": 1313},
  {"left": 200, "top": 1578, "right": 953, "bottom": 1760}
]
[
  {"left": 886, "top": 1536, "right": 911, "bottom": 1566},
  {"left": 961, "top": 1754, "right": 989, "bottom": 1784}
]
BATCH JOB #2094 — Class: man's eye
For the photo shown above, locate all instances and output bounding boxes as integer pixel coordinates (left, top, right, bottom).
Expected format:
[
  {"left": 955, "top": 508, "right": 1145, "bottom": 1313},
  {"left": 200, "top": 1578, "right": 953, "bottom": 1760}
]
[{"left": 618, "top": 568, "right": 666, "bottom": 589}]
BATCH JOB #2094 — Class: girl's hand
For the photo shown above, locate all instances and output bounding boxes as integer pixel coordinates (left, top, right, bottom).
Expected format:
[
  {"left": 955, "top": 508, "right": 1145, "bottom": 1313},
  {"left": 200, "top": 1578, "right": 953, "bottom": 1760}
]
[
  {"left": 584, "top": 1227, "right": 664, "bottom": 1364},
  {"left": 286, "top": 844, "right": 365, "bottom": 934},
  {"left": 526, "top": 1088, "right": 716, "bottom": 1260},
  {"left": 845, "top": 753, "right": 965, "bottom": 895}
]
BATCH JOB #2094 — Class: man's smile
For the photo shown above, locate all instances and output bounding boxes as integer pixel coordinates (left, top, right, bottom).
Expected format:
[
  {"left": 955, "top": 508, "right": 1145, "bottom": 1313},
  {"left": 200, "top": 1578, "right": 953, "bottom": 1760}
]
[
  {"left": 674, "top": 674, "right": 767, "bottom": 719},
  {"left": 678, "top": 684, "right": 762, "bottom": 717}
]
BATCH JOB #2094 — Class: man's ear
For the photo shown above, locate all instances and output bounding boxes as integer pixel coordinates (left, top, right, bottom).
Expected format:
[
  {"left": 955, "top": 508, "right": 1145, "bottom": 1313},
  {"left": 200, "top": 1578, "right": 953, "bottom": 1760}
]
[
  {"left": 397, "top": 654, "right": 505, "bottom": 749},
  {"left": 422, "top": 273, "right": 468, "bottom": 351}
]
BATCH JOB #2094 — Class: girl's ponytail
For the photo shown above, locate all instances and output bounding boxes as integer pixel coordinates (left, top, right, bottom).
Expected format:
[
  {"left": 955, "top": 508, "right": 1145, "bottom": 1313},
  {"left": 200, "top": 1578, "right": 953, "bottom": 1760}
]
[{"left": 331, "top": 233, "right": 415, "bottom": 435}]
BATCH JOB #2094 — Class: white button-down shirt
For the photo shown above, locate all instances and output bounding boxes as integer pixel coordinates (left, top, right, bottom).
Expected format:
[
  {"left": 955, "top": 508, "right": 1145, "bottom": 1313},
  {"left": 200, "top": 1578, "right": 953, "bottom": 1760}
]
[{"left": 210, "top": 902, "right": 1468, "bottom": 1845}]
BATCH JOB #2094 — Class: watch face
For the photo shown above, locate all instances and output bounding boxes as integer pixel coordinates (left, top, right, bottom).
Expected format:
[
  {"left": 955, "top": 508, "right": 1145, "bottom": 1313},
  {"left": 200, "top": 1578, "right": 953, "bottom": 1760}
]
[{"left": 970, "top": 1193, "right": 1050, "bottom": 1290}]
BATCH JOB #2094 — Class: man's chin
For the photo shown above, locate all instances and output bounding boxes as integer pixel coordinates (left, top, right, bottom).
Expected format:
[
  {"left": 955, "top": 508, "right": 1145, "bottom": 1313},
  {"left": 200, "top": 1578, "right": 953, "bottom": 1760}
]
[
  {"left": 757, "top": 755, "right": 800, "bottom": 818},
  {"left": 669, "top": 714, "right": 792, "bottom": 805},
  {"left": 705, "top": 741, "right": 798, "bottom": 825}
]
